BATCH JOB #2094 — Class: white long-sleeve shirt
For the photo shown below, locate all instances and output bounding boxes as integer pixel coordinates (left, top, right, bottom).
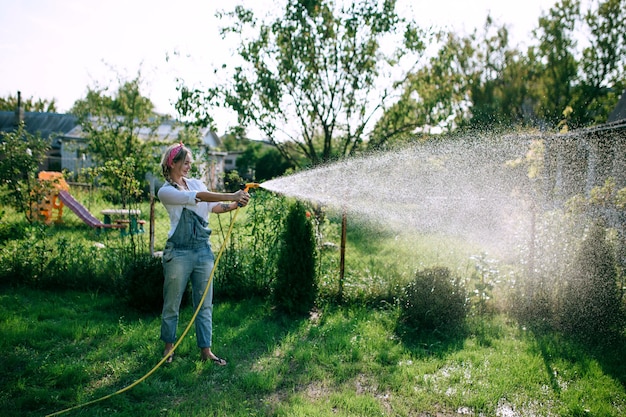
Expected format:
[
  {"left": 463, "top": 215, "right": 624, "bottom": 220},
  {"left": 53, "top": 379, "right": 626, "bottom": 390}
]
[{"left": 157, "top": 179, "right": 218, "bottom": 238}]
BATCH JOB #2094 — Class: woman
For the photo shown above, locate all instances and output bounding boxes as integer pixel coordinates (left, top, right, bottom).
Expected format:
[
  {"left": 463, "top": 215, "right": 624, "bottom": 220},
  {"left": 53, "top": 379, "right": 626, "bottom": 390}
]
[{"left": 158, "top": 142, "right": 249, "bottom": 365}]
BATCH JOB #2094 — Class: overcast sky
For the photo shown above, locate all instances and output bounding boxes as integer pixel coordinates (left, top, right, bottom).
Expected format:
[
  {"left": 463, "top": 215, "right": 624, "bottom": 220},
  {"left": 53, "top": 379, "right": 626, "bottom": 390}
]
[{"left": 1, "top": 0, "right": 566, "bottom": 132}]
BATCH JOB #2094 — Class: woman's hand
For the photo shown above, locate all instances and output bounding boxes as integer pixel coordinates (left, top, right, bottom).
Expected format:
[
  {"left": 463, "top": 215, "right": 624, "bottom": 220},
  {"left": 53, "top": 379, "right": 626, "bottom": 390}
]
[{"left": 233, "top": 190, "right": 250, "bottom": 206}]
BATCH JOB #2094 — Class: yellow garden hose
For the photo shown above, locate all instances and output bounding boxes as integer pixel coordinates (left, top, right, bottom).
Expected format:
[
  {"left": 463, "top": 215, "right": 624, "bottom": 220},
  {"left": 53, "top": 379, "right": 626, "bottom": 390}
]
[{"left": 46, "top": 196, "right": 250, "bottom": 417}]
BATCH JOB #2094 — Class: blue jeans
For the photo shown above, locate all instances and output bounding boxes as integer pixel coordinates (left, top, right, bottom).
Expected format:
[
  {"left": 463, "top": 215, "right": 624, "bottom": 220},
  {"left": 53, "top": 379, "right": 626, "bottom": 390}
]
[{"left": 161, "top": 244, "right": 215, "bottom": 348}]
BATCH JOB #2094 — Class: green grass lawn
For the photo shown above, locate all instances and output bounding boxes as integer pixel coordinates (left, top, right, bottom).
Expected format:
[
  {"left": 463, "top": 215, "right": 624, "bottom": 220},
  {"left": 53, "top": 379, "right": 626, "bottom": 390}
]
[
  {"left": 2, "top": 189, "right": 625, "bottom": 416},
  {"left": 2, "top": 287, "right": 625, "bottom": 417}
]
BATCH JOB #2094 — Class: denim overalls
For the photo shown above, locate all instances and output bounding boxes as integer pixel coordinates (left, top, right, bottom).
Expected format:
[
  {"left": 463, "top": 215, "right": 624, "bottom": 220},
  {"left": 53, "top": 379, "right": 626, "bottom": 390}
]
[{"left": 160, "top": 208, "right": 215, "bottom": 348}]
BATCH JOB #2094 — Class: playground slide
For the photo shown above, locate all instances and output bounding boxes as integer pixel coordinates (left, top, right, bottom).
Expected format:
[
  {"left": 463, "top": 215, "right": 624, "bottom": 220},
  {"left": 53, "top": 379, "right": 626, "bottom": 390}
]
[{"left": 58, "top": 191, "right": 124, "bottom": 229}]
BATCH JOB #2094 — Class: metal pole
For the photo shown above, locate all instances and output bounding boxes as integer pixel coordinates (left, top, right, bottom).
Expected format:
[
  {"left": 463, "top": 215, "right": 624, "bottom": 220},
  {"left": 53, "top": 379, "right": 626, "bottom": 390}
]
[
  {"left": 339, "top": 209, "right": 347, "bottom": 303},
  {"left": 149, "top": 178, "right": 155, "bottom": 256}
]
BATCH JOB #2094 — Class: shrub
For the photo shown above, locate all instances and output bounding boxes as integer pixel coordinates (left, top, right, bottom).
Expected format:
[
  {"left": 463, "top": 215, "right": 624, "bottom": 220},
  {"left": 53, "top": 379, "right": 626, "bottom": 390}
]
[
  {"left": 509, "top": 281, "right": 556, "bottom": 334},
  {"left": 0, "top": 231, "right": 49, "bottom": 287},
  {"left": 398, "top": 267, "right": 468, "bottom": 333},
  {"left": 0, "top": 124, "right": 49, "bottom": 217},
  {"left": 44, "top": 236, "right": 111, "bottom": 291},
  {"left": 214, "top": 190, "right": 286, "bottom": 300},
  {"left": 272, "top": 201, "right": 317, "bottom": 315},
  {"left": 558, "top": 222, "right": 625, "bottom": 343},
  {"left": 0, "top": 214, "right": 28, "bottom": 244},
  {"left": 121, "top": 254, "right": 166, "bottom": 314},
  {"left": 0, "top": 229, "right": 118, "bottom": 291}
]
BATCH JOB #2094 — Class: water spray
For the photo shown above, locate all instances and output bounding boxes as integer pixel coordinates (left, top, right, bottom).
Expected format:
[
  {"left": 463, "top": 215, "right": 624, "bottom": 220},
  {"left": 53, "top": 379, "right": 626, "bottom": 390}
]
[{"left": 260, "top": 137, "right": 534, "bottom": 255}]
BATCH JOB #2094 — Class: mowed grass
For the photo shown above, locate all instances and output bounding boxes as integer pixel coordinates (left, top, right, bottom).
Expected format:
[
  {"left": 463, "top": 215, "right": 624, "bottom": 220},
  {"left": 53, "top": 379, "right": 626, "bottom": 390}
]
[{"left": 2, "top": 287, "right": 625, "bottom": 417}]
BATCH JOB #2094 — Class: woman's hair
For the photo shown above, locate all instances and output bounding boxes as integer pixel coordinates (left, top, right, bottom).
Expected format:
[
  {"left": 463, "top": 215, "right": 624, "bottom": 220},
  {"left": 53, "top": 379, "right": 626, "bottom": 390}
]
[{"left": 161, "top": 142, "right": 193, "bottom": 186}]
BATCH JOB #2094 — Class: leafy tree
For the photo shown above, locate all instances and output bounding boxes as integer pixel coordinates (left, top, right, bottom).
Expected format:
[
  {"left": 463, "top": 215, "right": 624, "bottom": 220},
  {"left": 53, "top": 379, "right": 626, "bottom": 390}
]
[
  {"left": 255, "top": 147, "right": 294, "bottom": 181},
  {"left": 217, "top": 133, "right": 293, "bottom": 181},
  {"left": 91, "top": 157, "right": 143, "bottom": 208},
  {"left": 234, "top": 140, "right": 294, "bottom": 181},
  {"left": 70, "top": 72, "right": 160, "bottom": 191},
  {"left": 571, "top": 0, "right": 626, "bottom": 126},
  {"left": 177, "top": 0, "right": 428, "bottom": 167},
  {"left": 377, "top": 0, "right": 624, "bottom": 139},
  {"left": 529, "top": 0, "right": 626, "bottom": 129},
  {"left": 531, "top": 0, "right": 581, "bottom": 127},
  {"left": 370, "top": 15, "right": 528, "bottom": 144},
  {"left": 220, "top": 132, "right": 248, "bottom": 152},
  {"left": 463, "top": 18, "right": 537, "bottom": 130},
  {"left": 370, "top": 29, "right": 471, "bottom": 145},
  {"left": 0, "top": 123, "right": 49, "bottom": 219},
  {"left": 234, "top": 139, "right": 263, "bottom": 177},
  {"left": 0, "top": 93, "right": 57, "bottom": 112}
]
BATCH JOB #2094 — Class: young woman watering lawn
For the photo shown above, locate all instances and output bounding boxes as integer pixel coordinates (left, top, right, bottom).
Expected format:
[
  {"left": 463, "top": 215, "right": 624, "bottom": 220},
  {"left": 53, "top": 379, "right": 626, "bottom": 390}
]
[{"left": 158, "top": 142, "right": 250, "bottom": 365}]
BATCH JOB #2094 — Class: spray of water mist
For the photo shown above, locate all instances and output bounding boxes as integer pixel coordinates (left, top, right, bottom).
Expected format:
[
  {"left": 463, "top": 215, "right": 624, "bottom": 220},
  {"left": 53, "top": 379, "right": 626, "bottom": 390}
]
[{"left": 261, "top": 134, "right": 538, "bottom": 255}]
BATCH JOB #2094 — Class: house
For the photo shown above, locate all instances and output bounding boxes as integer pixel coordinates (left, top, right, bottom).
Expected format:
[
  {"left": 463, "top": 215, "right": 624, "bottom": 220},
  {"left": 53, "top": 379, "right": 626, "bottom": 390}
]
[
  {"left": 0, "top": 108, "right": 77, "bottom": 171},
  {"left": 0, "top": 106, "right": 232, "bottom": 191},
  {"left": 608, "top": 89, "right": 626, "bottom": 123}
]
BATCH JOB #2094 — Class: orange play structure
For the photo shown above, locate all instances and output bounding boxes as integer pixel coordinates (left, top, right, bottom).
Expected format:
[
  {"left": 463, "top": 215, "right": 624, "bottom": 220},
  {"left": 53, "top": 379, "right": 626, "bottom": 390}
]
[{"left": 29, "top": 171, "right": 70, "bottom": 224}]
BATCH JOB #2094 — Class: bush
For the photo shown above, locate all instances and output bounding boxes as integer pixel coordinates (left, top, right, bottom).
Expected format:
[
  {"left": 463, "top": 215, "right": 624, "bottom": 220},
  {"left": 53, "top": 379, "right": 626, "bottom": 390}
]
[
  {"left": 558, "top": 222, "right": 625, "bottom": 343},
  {"left": 0, "top": 228, "right": 112, "bottom": 290},
  {"left": 272, "top": 201, "right": 317, "bottom": 316},
  {"left": 121, "top": 254, "right": 166, "bottom": 314},
  {"left": 44, "top": 236, "right": 112, "bottom": 291},
  {"left": 398, "top": 267, "right": 468, "bottom": 333},
  {"left": 0, "top": 224, "right": 151, "bottom": 294},
  {"left": 509, "top": 282, "right": 556, "bottom": 334},
  {"left": 0, "top": 230, "right": 51, "bottom": 287},
  {"left": 0, "top": 218, "right": 28, "bottom": 244},
  {"left": 214, "top": 190, "right": 287, "bottom": 300}
]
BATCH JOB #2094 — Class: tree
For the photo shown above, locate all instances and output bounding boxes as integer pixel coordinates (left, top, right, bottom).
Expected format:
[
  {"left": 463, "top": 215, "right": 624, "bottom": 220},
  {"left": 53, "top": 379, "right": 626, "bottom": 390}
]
[
  {"left": 71, "top": 74, "right": 157, "bottom": 163},
  {"left": 531, "top": 0, "right": 581, "bottom": 128},
  {"left": 370, "top": 15, "right": 534, "bottom": 144},
  {"left": 89, "top": 157, "right": 143, "bottom": 211},
  {"left": 369, "top": 30, "right": 471, "bottom": 146},
  {"left": 70, "top": 72, "right": 161, "bottom": 197},
  {"left": 233, "top": 140, "right": 294, "bottom": 181},
  {"left": 571, "top": 0, "right": 626, "bottom": 126},
  {"left": 0, "top": 123, "right": 49, "bottom": 219},
  {"left": 463, "top": 18, "right": 537, "bottom": 130},
  {"left": 255, "top": 147, "right": 294, "bottom": 181},
  {"left": 177, "top": 0, "right": 428, "bottom": 167},
  {"left": 0, "top": 93, "right": 57, "bottom": 112},
  {"left": 234, "top": 139, "right": 263, "bottom": 177},
  {"left": 375, "top": 0, "right": 624, "bottom": 139}
]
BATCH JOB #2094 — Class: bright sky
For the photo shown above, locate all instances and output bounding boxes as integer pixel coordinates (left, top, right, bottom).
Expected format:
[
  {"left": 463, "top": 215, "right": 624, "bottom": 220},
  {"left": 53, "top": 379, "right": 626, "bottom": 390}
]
[{"left": 1, "top": 0, "right": 563, "bottom": 132}]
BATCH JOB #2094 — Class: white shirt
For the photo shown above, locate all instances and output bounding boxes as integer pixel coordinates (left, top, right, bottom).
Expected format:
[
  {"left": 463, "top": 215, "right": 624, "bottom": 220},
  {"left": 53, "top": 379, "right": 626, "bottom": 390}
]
[{"left": 157, "top": 178, "right": 218, "bottom": 238}]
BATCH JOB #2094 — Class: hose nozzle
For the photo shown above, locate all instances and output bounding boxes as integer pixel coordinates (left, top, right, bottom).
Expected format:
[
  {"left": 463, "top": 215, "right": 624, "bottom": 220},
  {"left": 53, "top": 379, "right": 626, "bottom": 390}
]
[
  {"left": 238, "top": 183, "right": 260, "bottom": 207},
  {"left": 242, "top": 182, "right": 260, "bottom": 192}
]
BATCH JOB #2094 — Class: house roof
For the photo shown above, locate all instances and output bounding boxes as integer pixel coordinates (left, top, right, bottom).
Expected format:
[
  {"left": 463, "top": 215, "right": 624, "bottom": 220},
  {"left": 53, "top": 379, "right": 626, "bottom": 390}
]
[
  {"left": 0, "top": 111, "right": 77, "bottom": 139},
  {"left": 0, "top": 110, "right": 222, "bottom": 148},
  {"left": 608, "top": 89, "right": 626, "bottom": 122}
]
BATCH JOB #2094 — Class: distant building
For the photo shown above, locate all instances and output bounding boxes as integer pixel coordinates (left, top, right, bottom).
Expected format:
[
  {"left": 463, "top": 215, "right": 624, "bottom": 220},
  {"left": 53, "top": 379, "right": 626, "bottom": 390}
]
[
  {"left": 0, "top": 107, "right": 234, "bottom": 191},
  {"left": 0, "top": 108, "right": 77, "bottom": 171},
  {"left": 608, "top": 89, "right": 626, "bottom": 123}
]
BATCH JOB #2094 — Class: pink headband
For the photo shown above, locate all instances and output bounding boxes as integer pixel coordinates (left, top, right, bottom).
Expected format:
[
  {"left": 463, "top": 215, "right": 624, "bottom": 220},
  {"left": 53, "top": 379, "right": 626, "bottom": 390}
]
[{"left": 167, "top": 142, "right": 184, "bottom": 167}]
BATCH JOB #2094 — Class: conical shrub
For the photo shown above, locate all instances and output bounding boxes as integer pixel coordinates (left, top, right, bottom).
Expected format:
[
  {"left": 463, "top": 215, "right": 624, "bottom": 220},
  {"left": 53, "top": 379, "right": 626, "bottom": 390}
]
[{"left": 272, "top": 201, "right": 317, "bottom": 315}]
